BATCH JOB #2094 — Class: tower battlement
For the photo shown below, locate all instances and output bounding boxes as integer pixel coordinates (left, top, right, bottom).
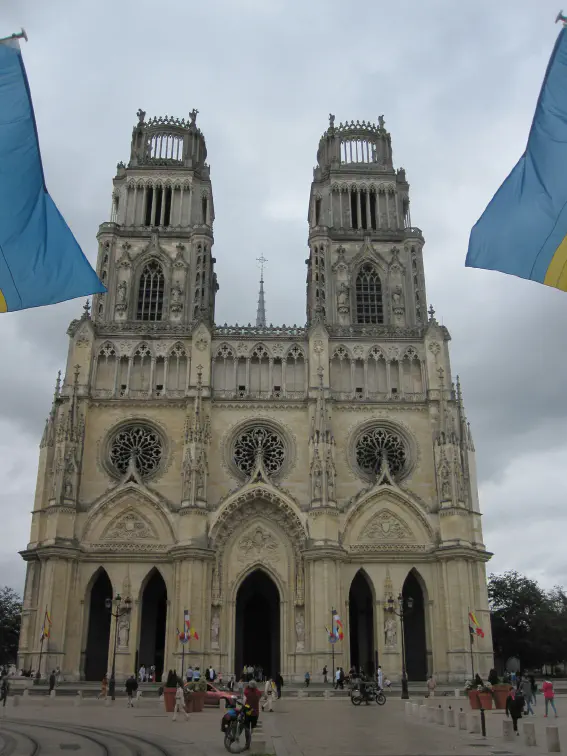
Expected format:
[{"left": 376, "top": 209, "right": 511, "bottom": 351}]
[{"left": 128, "top": 109, "right": 207, "bottom": 170}]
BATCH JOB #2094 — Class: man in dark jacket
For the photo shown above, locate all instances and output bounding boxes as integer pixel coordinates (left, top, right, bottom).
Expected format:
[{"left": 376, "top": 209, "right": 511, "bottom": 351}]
[
  {"left": 506, "top": 689, "right": 524, "bottom": 734},
  {"left": 48, "top": 670, "right": 56, "bottom": 693},
  {"left": 275, "top": 673, "right": 284, "bottom": 699},
  {"left": 125, "top": 675, "right": 138, "bottom": 707}
]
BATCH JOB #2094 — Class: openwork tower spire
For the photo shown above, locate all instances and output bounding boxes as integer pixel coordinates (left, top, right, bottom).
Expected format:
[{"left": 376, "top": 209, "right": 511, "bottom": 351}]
[{"left": 256, "top": 254, "right": 267, "bottom": 327}]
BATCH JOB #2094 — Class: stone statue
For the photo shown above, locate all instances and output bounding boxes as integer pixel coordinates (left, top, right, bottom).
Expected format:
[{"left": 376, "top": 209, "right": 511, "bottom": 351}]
[
  {"left": 295, "top": 610, "right": 305, "bottom": 650},
  {"left": 64, "top": 477, "right": 73, "bottom": 498},
  {"left": 189, "top": 108, "right": 199, "bottom": 125},
  {"left": 211, "top": 609, "right": 220, "bottom": 648},
  {"left": 136, "top": 109, "right": 146, "bottom": 124},
  {"left": 329, "top": 113, "right": 335, "bottom": 129},
  {"left": 313, "top": 466, "right": 322, "bottom": 498},
  {"left": 337, "top": 283, "right": 350, "bottom": 314},
  {"left": 385, "top": 616, "right": 397, "bottom": 646},
  {"left": 378, "top": 114, "right": 385, "bottom": 130},
  {"left": 441, "top": 478, "right": 451, "bottom": 500},
  {"left": 118, "top": 618, "right": 130, "bottom": 648},
  {"left": 171, "top": 285, "right": 182, "bottom": 305},
  {"left": 117, "top": 281, "right": 127, "bottom": 305}
]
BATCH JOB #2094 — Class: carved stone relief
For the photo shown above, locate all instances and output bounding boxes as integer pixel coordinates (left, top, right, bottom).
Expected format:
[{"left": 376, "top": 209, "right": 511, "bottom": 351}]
[
  {"left": 102, "top": 510, "right": 158, "bottom": 541},
  {"left": 359, "top": 509, "right": 413, "bottom": 542},
  {"left": 295, "top": 607, "right": 305, "bottom": 651},
  {"left": 237, "top": 526, "right": 280, "bottom": 566}
]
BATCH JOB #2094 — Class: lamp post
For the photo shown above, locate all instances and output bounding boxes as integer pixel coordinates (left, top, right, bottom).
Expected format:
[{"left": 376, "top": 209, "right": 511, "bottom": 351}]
[
  {"left": 105, "top": 593, "right": 132, "bottom": 700},
  {"left": 386, "top": 592, "right": 414, "bottom": 700}
]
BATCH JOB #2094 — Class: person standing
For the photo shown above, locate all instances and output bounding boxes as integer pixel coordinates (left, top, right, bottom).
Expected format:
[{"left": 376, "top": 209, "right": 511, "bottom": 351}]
[
  {"left": 48, "top": 670, "right": 56, "bottom": 693},
  {"left": 275, "top": 673, "right": 283, "bottom": 699},
  {"left": 244, "top": 679, "right": 262, "bottom": 731},
  {"left": 334, "top": 667, "right": 341, "bottom": 690},
  {"left": 138, "top": 665, "right": 146, "bottom": 683},
  {"left": 427, "top": 675, "right": 436, "bottom": 698},
  {"left": 377, "top": 665, "right": 384, "bottom": 690},
  {"left": 521, "top": 676, "right": 534, "bottom": 715},
  {"left": 542, "top": 679, "right": 558, "bottom": 718},
  {"left": 207, "top": 665, "right": 215, "bottom": 682},
  {"left": 186, "top": 666, "right": 193, "bottom": 684},
  {"left": 322, "top": 665, "right": 328, "bottom": 684},
  {"left": 172, "top": 681, "right": 189, "bottom": 721},
  {"left": 98, "top": 674, "right": 108, "bottom": 699},
  {"left": 529, "top": 675, "right": 537, "bottom": 706},
  {"left": 261, "top": 677, "right": 275, "bottom": 712},
  {"left": 506, "top": 688, "right": 523, "bottom": 735},
  {"left": 125, "top": 675, "right": 138, "bottom": 707},
  {"left": 0, "top": 675, "right": 9, "bottom": 708},
  {"left": 304, "top": 671, "right": 310, "bottom": 688},
  {"left": 193, "top": 666, "right": 201, "bottom": 682}
]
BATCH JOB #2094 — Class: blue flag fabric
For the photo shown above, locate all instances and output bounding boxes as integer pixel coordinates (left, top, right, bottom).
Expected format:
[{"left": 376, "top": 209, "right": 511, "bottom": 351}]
[
  {"left": 0, "top": 42, "right": 104, "bottom": 313},
  {"left": 466, "top": 28, "right": 567, "bottom": 292}
]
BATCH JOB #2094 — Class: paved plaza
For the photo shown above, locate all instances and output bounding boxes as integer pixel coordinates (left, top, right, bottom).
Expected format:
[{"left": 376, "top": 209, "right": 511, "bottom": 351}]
[{"left": 2, "top": 693, "right": 565, "bottom": 756}]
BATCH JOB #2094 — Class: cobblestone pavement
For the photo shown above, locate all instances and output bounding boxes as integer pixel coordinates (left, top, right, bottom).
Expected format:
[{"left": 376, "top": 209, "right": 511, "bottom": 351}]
[{"left": 0, "top": 694, "right": 507, "bottom": 755}]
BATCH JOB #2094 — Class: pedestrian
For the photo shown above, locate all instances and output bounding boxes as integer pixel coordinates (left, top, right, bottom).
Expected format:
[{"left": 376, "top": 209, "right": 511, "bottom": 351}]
[
  {"left": 322, "top": 665, "right": 328, "bottom": 684},
  {"left": 427, "top": 674, "right": 436, "bottom": 698},
  {"left": 529, "top": 674, "right": 538, "bottom": 706},
  {"left": 150, "top": 664, "right": 156, "bottom": 682},
  {"left": 193, "top": 666, "right": 201, "bottom": 682},
  {"left": 229, "top": 674, "right": 235, "bottom": 691},
  {"left": 339, "top": 667, "right": 345, "bottom": 689},
  {"left": 138, "top": 664, "right": 146, "bottom": 683},
  {"left": 98, "top": 674, "right": 108, "bottom": 699},
  {"left": 261, "top": 677, "right": 276, "bottom": 712},
  {"left": 542, "top": 679, "right": 558, "bottom": 718},
  {"left": 55, "top": 666, "right": 61, "bottom": 683},
  {"left": 334, "top": 667, "right": 341, "bottom": 690},
  {"left": 172, "top": 681, "right": 188, "bottom": 721},
  {"left": 244, "top": 679, "right": 262, "bottom": 731},
  {"left": 125, "top": 675, "right": 138, "bottom": 707},
  {"left": 207, "top": 665, "right": 216, "bottom": 682},
  {"left": 304, "top": 671, "right": 310, "bottom": 688},
  {"left": 1, "top": 675, "right": 9, "bottom": 708},
  {"left": 377, "top": 665, "right": 384, "bottom": 690},
  {"left": 186, "top": 665, "right": 193, "bottom": 683},
  {"left": 48, "top": 669, "right": 56, "bottom": 693},
  {"left": 275, "top": 672, "right": 283, "bottom": 699},
  {"left": 521, "top": 676, "right": 534, "bottom": 715},
  {"left": 506, "top": 688, "right": 523, "bottom": 735},
  {"left": 238, "top": 677, "right": 245, "bottom": 697}
]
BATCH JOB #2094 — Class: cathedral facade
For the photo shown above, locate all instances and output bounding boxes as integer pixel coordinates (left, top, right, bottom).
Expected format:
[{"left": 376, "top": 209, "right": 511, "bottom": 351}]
[{"left": 18, "top": 111, "right": 493, "bottom": 683}]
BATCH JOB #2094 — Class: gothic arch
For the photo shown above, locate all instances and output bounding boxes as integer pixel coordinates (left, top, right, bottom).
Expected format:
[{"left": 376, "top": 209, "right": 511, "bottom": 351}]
[
  {"left": 137, "top": 565, "right": 170, "bottom": 603},
  {"left": 229, "top": 561, "right": 285, "bottom": 604},
  {"left": 83, "top": 564, "right": 115, "bottom": 600}
]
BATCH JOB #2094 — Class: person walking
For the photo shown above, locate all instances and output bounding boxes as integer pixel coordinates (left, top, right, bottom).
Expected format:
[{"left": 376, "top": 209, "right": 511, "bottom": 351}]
[
  {"left": 323, "top": 665, "right": 328, "bottom": 684},
  {"left": 506, "top": 688, "right": 523, "bottom": 735},
  {"left": 334, "top": 667, "right": 341, "bottom": 690},
  {"left": 244, "top": 679, "right": 262, "bottom": 732},
  {"left": 1, "top": 675, "right": 9, "bottom": 708},
  {"left": 521, "top": 676, "right": 534, "bottom": 715},
  {"left": 377, "top": 665, "right": 384, "bottom": 690},
  {"left": 97, "top": 674, "right": 108, "bottom": 699},
  {"left": 261, "top": 677, "right": 276, "bottom": 712},
  {"left": 275, "top": 673, "right": 283, "bottom": 699},
  {"left": 48, "top": 670, "right": 56, "bottom": 693},
  {"left": 304, "top": 671, "right": 310, "bottom": 688},
  {"left": 125, "top": 675, "right": 138, "bottom": 707},
  {"left": 172, "top": 681, "right": 188, "bottom": 722},
  {"left": 542, "top": 679, "right": 558, "bottom": 718},
  {"left": 427, "top": 675, "right": 437, "bottom": 698},
  {"left": 529, "top": 675, "right": 538, "bottom": 706}
]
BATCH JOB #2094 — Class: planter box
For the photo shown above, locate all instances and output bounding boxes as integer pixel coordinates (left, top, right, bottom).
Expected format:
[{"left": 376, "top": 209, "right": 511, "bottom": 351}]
[
  {"left": 163, "top": 687, "right": 176, "bottom": 713},
  {"left": 192, "top": 691, "right": 206, "bottom": 712},
  {"left": 184, "top": 693, "right": 194, "bottom": 713},
  {"left": 478, "top": 692, "right": 493, "bottom": 710},
  {"left": 493, "top": 684, "right": 511, "bottom": 710},
  {"left": 468, "top": 690, "right": 481, "bottom": 709}
]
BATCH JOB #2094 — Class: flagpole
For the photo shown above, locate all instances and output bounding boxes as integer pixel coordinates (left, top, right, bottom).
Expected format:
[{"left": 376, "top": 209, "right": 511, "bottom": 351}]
[
  {"left": 468, "top": 607, "right": 475, "bottom": 679},
  {"left": 37, "top": 606, "right": 47, "bottom": 680},
  {"left": 331, "top": 608, "right": 335, "bottom": 679}
]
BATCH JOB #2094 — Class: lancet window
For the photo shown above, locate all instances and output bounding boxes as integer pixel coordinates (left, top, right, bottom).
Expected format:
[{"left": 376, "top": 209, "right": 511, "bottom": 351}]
[
  {"left": 355, "top": 263, "right": 383, "bottom": 324},
  {"left": 137, "top": 260, "right": 165, "bottom": 321}
]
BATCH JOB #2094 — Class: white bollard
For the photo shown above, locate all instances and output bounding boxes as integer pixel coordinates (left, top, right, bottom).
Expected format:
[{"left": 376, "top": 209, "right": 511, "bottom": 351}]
[
  {"left": 502, "top": 719, "right": 514, "bottom": 741},
  {"left": 22, "top": 689, "right": 29, "bottom": 697},
  {"left": 446, "top": 709, "right": 455, "bottom": 727},
  {"left": 546, "top": 726, "right": 560, "bottom": 753},
  {"left": 412, "top": 703, "right": 419, "bottom": 717},
  {"left": 454, "top": 689, "right": 461, "bottom": 698},
  {"left": 405, "top": 701, "right": 412, "bottom": 716},
  {"left": 137, "top": 690, "right": 142, "bottom": 699},
  {"left": 420, "top": 704, "right": 428, "bottom": 719},
  {"left": 104, "top": 697, "right": 111, "bottom": 707},
  {"left": 458, "top": 711, "right": 467, "bottom": 730},
  {"left": 469, "top": 714, "right": 481, "bottom": 734},
  {"left": 11, "top": 696, "right": 20, "bottom": 707},
  {"left": 74, "top": 694, "right": 82, "bottom": 707},
  {"left": 435, "top": 706, "right": 444, "bottom": 724},
  {"left": 523, "top": 722, "right": 537, "bottom": 747},
  {"left": 323, "top": 689, "right": 331, "bottom": 699},
  {"left": 427, "top": 707, "right": 435, "bottom": 723},
  {"left": 49, "top": 689, "right": 56, "bottom": 698}
]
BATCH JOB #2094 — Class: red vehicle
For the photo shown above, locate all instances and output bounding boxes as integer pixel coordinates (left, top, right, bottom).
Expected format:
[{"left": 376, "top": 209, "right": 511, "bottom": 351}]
[{"left": 205, "top": 682, "right": 237, "bottom": 708}]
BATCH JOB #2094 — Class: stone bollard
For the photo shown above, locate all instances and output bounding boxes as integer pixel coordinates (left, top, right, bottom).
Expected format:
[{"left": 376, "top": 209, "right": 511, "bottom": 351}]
[
  {"left": 323, "top": 689, "right": 331, "bottom": 699},
  {"left": 11, "top": 695, "right": 20, "bottom": 707},
  {"left": 49, "top": 689, "right": 56, "bottom": 698},
  {"left": 446, "top": 708, "right": 455, "bottom": 727},
  {"left": 74, "top": 693, "right": 82, "bottom": 707},
  {"left": 22, "top": 689, "right": 29, "bottom": 697},
  {"left": 412, "top": 703, "right": 419, "bottom": 717},
  {"left": 137, "top": 691, "right": 142, "bottom": 699},
  {"left": 523, "top": 722, "right": 537, "bottom": 747},
  {"left": 250, "top": 737, "right": 267, "bottom": 755},
  {"left": 405, "top": 701, "right": 413, "bottom": 716},
  {"left": 104, "top": 697, "right": 111, "bottom": 707},
  {"left": 502, "top": 719, "right": 514, "bottom": 741},
  {"left": 458, "top": 711, "right": 467, "bottom": 730},
  {"left": 427, "top": 707, "right": 435, "bottom": 723},
  {"left": 454, "top": 689, "right": 460, "bottom": 698},
  {"left": 436, "top": 706, "right": 444, "bottom": 724},
  {"left": 546, "top": 726, "right": 560, "bottom": 753},
  {"left": 469, "top": 714, "right": 481, "bottom": 734},
  {"left": 420, "top": 704, "right": 428, "bottom": 719}
]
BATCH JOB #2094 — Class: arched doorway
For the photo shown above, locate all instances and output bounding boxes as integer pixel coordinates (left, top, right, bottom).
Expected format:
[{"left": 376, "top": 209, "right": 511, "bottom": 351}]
[
  {"left": 235, "top": 570, "right": 280, "bottom": 678},
  {"left": 84, "top": 569, "right": 112, "bottom": 681},
  {"left": 402, "top": 570, "right": 427, "bottom": 681},
  {"left": 138, "top": 569, "right": 167, "bottom": 681},
  {"left": 349, "top": 570, "right": 375, "bottom": 675}
]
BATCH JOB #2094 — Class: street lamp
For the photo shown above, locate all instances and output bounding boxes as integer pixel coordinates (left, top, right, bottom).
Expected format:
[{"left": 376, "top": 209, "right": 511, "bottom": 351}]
[
  {"left": 105, "top": 593, "right": 132, "bottom": 700},
  {"left": 386, "top": 592, "right": 414, "bottom": 700}
]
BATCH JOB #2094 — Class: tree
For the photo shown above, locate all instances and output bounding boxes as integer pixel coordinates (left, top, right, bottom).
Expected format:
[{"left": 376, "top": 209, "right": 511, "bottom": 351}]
[{"left": 0, "top": 586, "right": 22, "bottom": 666}]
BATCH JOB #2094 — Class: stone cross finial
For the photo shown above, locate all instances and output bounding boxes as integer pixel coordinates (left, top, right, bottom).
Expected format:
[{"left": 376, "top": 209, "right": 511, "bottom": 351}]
[
  {"left": 54, "top": 370, "right": 61, "bottom": 398},
  {"left": 428, "top": 304, "right": 436, "bottom": 321},
  {"left": 82, "top": 299, "right": 91, "bottom": 319},
  {"left": 73, "top": 365, "right": 81, "bottom": 385}
]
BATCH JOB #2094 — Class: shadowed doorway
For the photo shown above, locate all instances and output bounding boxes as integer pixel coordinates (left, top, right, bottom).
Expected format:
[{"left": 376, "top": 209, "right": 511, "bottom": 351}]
[
  {"left": 402, "top": 571, "right": 427, "bottom": 681},
  {"left": 235, "top": 570, "right": 280, "bottom": 678},
  {"left": 349, "top": 570, "right": 375, "bottom": 676},
  {"left": 138, "top": 569, "right": 167, "bottom": 681},
  {"left": 84, "top": 569, "right": 112, "bottom": 681}
]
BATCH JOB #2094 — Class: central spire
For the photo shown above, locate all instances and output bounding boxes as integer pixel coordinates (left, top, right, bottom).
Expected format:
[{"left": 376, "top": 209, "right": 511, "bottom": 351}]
[{"left": 256, "top": 254, "right": 267, "bottom": 327}]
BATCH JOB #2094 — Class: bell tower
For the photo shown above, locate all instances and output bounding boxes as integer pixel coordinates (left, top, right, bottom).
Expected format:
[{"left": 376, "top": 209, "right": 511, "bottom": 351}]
[
  {"left": 306, "top": 115, "right": 427, "bottom": 328},
  {"left": 93, "top": 108, "right": 218, "bottom": 327}
]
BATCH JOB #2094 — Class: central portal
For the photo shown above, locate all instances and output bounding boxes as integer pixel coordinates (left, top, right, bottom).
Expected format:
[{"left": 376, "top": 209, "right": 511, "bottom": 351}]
[{"left": 235, "top": 569, "right": 280, "bottom": 678}]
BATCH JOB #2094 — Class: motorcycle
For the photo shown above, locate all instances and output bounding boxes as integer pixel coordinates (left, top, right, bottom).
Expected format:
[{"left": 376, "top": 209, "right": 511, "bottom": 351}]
[
  {"left": 350, "top": 681, "right": 386, "bottom": 706},
  {"left": 221, "top": 699, "right": 253, "bottom": 753}
]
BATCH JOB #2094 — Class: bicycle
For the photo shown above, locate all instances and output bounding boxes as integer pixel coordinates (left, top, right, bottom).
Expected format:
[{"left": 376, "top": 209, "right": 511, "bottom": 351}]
[{"left": 221, "top": 699, "right": 253, "bottom": 753}]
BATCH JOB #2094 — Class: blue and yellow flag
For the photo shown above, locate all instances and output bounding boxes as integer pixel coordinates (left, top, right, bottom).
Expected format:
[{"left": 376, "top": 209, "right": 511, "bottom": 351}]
[
  {"left": 0, "top": 37, "right": 104, "bottom": 313},
  {"left": 466, "top": 26, "right": 567, "bottom": 292}
]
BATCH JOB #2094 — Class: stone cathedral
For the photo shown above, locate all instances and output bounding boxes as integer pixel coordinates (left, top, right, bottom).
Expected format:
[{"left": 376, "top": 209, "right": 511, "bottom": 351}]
[{"left": 18, "top": 110, "right": 493, "bottom": 683}]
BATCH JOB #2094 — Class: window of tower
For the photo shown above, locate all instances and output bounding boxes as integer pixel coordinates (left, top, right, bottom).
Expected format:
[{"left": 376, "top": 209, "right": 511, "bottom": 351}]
[
  {"left": 137, "top": 260, "right": 165, "bottom": 321},
  {"left": 164, "top": 187, "right": 172, "bottom": 226},
  {"left": 370, "top": 192, "right": 377, "bottom": 230},
  {"left": 144, "top": 188, "right": 153, "bottom": 226},
  {"left": 355, "top": 263, "right": 384, "bottom": 324},
  {"left": 154, "top": 187, "right": 163, "bottom": 225},
  {"left": 315, "top": 198, "right": 321, "bottom": 225},
  {"left": 350, "top": 190, "right": 358, "bottom": 229},
  {"left": 202, "top": 196, "right": 208, "bottom": 224},
  {"left": 360, "top": 190, "right": 368, "bottom": 229}
]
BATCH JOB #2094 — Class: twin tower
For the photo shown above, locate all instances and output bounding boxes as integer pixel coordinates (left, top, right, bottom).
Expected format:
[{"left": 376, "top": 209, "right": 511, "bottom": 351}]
[{"left": 18, "top": 110, "right": 493, "bottom": 684}]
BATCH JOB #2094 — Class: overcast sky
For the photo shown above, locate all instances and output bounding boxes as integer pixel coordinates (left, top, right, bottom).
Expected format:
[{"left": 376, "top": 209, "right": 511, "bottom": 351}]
[{"left": 1, "top": 0, "right": 565, "bottom": 595}]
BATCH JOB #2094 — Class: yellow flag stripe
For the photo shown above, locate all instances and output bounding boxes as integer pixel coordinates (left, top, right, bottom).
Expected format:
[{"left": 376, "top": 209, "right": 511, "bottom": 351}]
[
  {"left": 545, "top": 233, "right": 567, "bottom": 291},
  {"left": 0, "top": 289, "right": 7, "bottom": 312}
]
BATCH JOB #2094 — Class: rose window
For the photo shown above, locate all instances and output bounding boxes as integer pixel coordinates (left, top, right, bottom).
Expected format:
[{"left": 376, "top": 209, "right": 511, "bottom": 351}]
[
  {"left": 355, "top": 427, "right": 407, "bottom": 479},
  {"left": 109, "top": 425, "right": 163, "bottom": 478},
  {"left": 233, "top": 425, "right": 286, "bottom": 478}
]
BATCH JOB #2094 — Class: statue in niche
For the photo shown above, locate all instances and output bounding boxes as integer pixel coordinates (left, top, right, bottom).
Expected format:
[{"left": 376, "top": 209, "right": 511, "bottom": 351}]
[
  {"left": 116, "top": 281, "right": 128, "bottom": 312},
  {"left": 64, "top": 476, "right": 73, "bottom": 498},
  {"left": 392, "top": 285, "right": 404, "bottom": 315},
  {"left": 118, "top": 618, "right": 130, "bottom": 648},
  {"left": 313, "top": 465, "right": 322, "bottom": 499},
  {"left": 441, "top": 478, "right": 451, "bottom": 500},
  {"left": 337, "top": 283, "right": 350, "bottom": 314},
  {"left": 211, "top": 609, "right": 220, "bottom": 648},
  {"left": 171, "top": 284, "right": 183, "bottom": 313},
  {"left": 295, "top": 610, "right": 305, "bottom": 651},
  {"left": 385, "top": 616, "right": 397, "bottom": 647}
]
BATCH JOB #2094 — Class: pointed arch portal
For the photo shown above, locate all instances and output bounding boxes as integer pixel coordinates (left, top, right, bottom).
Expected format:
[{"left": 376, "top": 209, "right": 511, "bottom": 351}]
[
  {"left": 235, "top": 570, "right": 280, "bottom": 679},
  {"left": 84, "top": 569, "right": 112, "bottom": 681},
  {"left": 403, "top": 571, "right": 427, "bottom": 681},
  {"left": 349, "top": 570, "right": 375, "bottom": 675},
  {"left": 139, "top": 570, "right": 167, "bottom": 681}
]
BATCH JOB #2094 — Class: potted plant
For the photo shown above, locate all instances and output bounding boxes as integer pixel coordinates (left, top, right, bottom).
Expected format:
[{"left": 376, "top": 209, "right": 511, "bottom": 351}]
[
  {"left": 465, "top": 680, "right": 480, "bottom": 710},
  {"left": 488, "top": 669, "right": 510, "bottom": 710},
  {"left": 163, "top": 670, "right": 178, "bottom": 713},
  {"left": 190, "top": 678, "right": 207, "bottom": 712},
  {"left": 477, "top": 682, "right": 493, "bottom": 710}
]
